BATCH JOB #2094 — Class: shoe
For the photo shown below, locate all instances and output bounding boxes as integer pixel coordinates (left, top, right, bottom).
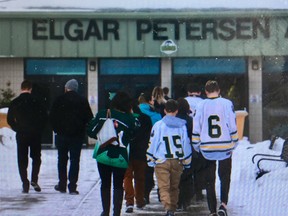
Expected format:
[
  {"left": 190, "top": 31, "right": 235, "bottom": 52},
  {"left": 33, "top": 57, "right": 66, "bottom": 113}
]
[
  {"left": 218, "top": 205, "right": 228, "bottom": 216},
  {"left": 69, "top": 190, "right": 79, "bottom": 195},
  {"left": 31, "top": 182, "right": 41, "bottom": 192},
  {"left": 176, "top": 203, "right": 184, "bottom": 212},
  {"left": 125, "top": 205, "right": 133, "bottom": 213},
  {"left": 22, "top": 182, "right": 29, "bottom": 193},
  {"left": 165, "top": 210, "right": 175, "bottom": 216},
  {"left": 136, "top": 204, "right": 145, "bottom": 210},
  {"left": 54, "top": 184, "right": 66, "bottom": 193}
]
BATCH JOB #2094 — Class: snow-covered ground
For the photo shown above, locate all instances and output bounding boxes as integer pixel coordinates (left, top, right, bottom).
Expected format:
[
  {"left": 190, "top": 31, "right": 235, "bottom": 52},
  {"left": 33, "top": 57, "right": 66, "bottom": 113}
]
[{"left": 1, "top": 112, "right": 288, "bottom": 215}]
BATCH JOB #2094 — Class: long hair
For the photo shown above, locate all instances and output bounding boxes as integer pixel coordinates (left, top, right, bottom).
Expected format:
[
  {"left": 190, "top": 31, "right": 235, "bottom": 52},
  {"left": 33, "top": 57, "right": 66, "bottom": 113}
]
[{"left": 152, "top": 86, "right": 166, "bottom": 104}]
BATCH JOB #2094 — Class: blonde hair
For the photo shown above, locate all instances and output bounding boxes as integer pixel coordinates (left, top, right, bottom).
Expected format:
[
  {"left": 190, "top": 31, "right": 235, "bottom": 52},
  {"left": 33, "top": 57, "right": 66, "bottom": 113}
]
[{"left": 152, "top": 86, "right": 166, "bottom": 105}]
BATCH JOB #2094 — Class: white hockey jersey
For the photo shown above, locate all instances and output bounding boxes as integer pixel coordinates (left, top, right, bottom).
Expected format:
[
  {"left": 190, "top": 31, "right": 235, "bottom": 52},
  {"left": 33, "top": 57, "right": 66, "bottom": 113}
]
[
  {"left": 185, "top": 95, "right": 203, "bottom": 117},
  {"left": 192, "top": 97, "right": 238, "bottom": 160},
  {"left": 146, "top": 115, "right": 192, "bottom": 168}
]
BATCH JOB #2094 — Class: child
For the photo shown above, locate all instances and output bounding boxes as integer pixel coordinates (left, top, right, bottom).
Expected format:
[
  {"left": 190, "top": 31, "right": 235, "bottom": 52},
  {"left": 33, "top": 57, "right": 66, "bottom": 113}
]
[{"left": 146, "top": 99, "right": 192, "bottom": 216}]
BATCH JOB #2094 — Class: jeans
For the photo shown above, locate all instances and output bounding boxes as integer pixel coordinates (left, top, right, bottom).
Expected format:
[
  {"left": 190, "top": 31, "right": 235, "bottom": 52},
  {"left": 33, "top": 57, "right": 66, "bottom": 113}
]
[{"left": 55, "top": 134, "right": 83, "bottom": 192}]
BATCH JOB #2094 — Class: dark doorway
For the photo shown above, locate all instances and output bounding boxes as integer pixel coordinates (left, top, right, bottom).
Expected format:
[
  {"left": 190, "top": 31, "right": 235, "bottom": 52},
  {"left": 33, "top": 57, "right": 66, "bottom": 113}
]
[
  {"left": 24, "top": 75, "right": 87, "bottom": 146},
  {"left": 98, "top": 75, "right": 160, "bottom": 110}
]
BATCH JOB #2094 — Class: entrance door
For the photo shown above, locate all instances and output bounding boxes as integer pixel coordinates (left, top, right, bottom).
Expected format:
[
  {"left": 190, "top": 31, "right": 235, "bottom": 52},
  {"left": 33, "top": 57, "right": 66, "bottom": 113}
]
[
  {"left": 172, "top": 58, "right": 248, "bottom": 110},
  {"left": 98, "top": 58, "right": 161, "bottom": 110},
  {"left": 98, "top": 75, "right": 160, "bottom": 109},
  {"left": 25, "top": 58, "right": 87, "bottom": 146},
  {"left": 24, "top": 75, "right": 88, "bottom": 146}
]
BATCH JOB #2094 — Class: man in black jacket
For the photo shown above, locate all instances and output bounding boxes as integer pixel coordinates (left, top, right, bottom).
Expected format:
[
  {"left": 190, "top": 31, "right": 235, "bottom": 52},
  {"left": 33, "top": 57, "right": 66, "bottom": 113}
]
[
  {"left": 7, "top": 80, "right": 48, "bottom": 193},
  {"left": 50, "top": 79, "right": 93, "bottom": 195}
]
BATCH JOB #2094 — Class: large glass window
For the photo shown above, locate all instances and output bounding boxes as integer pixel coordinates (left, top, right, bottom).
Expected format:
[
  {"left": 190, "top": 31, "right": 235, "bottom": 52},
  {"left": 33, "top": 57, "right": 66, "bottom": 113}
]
[
  {"left": 25, "top": 59, "right": 87, "bottom": 75},
  {"left": 172, "top": 58, "right": 247, "bottom": 111},
  {"left": 99, "top": 58, "right": 160, "bottom": 75},
  {"left": 173, "top": 58, "right": 246, "bottom": 75},
  {"left": 98, "top": 58, "right": 160, "bottom": 109},
  {"left": 262, "top": 56, "right": 288, "bottom": 139}
]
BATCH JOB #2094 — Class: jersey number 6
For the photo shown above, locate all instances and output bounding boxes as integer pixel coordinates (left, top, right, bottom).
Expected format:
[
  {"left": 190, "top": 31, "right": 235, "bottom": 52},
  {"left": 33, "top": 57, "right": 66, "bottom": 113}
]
[{"left": 208, "top": 115, "right": 222, "bottom": 138}]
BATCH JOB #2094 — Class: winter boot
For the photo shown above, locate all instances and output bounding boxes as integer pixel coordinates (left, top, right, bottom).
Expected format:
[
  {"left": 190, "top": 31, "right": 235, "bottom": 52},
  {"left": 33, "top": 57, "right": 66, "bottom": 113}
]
[
  {"left": 113, "top": 189, "right": 123, "bottom": 216},
  {"left": 101, "top": 188, "right": 111, "bottom": 216}
]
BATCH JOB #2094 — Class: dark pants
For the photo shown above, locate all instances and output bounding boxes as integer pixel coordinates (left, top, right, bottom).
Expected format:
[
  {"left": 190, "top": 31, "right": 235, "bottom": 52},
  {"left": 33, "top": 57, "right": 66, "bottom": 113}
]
[
  {"left": 16, "top": 132, "right": 42, "bottom": 184},
  {"left": 144, "top": 166, "right": 155, "bottom": 202},
  {"left": 97, "top": 162, "right": 126, "bottom": 216},
  {"left": 98, "top": 162, "right": 126, "bottom": 191},
  {"left": 55, "top": 134, "right": 83, "bottom": 192},
  {"left": 205, "top": 157, "right": 232, "bottom": 213}
]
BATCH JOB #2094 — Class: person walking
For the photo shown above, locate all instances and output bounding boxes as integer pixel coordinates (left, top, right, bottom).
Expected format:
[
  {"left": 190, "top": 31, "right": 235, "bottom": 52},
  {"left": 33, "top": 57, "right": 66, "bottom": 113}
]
[
  {"left": 87, "top": 91, "right": 139, "bottom": 216},
  {"left": 192, "top": 80, "right": 239, "bottom": 216},
  {"left": 50, "top": 79, "right": 93, "bottom": 195},
  {"left": 138, "top": 91, "right": 162, "bottom": 204},
  {"left": 123, "top": 103, "right": 152, "bottom": 213},
  {"left": 185, "top": 83, "right": 206, "bottom": 201},
  {"left": 163, "top": 87, "right": 171, "bottom": 100},
  {"left": 7, "top": 80, "right": 48, "bottom": 193},
  {"left": 152, "top": 86, "right": 167, "bottom": 117},
  {"left": 147, "top": 99, "right": 192, "bottom": 216},
  {"left": 176, "top": 97, "right": 194, "bottom": 210},
  {"left": 185, "top": 83, "right": 203, "bottom": 117}
]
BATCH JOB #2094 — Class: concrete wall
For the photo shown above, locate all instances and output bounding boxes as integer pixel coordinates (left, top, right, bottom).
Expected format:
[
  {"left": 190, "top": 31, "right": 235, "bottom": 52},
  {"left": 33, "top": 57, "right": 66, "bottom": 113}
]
[{"left": 248, "top": 57, "right": 263, "bottom": 143}]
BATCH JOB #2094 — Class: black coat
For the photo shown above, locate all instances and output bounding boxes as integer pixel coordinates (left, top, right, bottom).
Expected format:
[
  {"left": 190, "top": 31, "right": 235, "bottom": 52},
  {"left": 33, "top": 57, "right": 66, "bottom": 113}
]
[
  {"left": 50, "top": 91, "right": 93, "bottom": 137},
  {"left": 130, "top": 112, "right": 152, "bottom": 161},
  {"left": 7, "top": 92, "right": 48, "bottom": 133},
  {"left": 176, "top": 113, "right": 192, "bottom": 139}
]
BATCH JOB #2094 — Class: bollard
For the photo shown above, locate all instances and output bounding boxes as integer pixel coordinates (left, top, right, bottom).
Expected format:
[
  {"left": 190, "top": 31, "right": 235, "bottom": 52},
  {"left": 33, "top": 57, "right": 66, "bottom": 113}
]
[
  {"left": 235, "top": 110, "right": 248, "bottom": 140},
  {"left": 0, "top": 113, "right": 10, "bottom": 128}
]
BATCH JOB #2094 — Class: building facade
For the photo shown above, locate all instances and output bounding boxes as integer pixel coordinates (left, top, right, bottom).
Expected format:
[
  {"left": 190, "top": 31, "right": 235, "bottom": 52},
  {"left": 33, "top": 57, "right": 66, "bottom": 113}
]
[{"left": 1, "top": 10, "right": 288, "bottom": 145}]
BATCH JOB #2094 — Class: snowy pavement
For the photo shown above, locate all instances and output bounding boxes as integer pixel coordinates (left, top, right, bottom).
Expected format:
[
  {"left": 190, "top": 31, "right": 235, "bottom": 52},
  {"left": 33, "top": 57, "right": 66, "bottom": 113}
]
[
  {"left": 2, "top": 125, "right": 288, "bottom": 216},
  {"left": 0, "top": 128, "right": 210, "bottom": 216}
]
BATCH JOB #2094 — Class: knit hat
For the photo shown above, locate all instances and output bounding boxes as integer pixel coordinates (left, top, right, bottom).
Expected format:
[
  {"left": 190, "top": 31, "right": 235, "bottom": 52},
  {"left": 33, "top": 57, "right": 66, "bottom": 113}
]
[{"left": 65, "top": 79, "right": 78, "bottom": 92}]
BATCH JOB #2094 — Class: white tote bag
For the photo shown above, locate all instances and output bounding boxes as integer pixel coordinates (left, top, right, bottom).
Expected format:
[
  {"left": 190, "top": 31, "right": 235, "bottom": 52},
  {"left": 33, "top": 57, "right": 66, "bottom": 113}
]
[{"left": 97, "top": 110, "right": 118, "bottom": 146}]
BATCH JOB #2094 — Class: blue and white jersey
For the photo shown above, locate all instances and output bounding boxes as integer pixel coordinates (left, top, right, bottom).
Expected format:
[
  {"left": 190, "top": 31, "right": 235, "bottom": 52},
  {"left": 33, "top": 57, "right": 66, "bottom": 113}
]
[
  {"left": 192, "top": 97, "right": 238, "bottom": 161},
  {"left": 146, "top": 115, "right": 192, "bottom": 168}
]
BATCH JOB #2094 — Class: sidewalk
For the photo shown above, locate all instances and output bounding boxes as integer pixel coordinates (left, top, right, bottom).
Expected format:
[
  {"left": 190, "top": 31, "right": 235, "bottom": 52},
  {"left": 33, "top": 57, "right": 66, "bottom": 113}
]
[{"left": 0, "top": 147, "right": 211, "bottom": 216}]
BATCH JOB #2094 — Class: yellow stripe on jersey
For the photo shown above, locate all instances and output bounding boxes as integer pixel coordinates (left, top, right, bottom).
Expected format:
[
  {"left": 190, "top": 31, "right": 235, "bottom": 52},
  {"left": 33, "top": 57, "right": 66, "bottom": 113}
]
[
  {"left": 200, "top": 143, "right": 236, "bottom": 150},
  {"left": 192, "top": 137, "right": 200, "bottom": 142}
]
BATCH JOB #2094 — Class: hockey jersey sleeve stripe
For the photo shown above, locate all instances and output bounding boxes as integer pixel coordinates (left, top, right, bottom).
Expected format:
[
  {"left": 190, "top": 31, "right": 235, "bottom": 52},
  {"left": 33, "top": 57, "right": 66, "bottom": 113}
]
[{"left": 200, "top": 142, "right": 236, "bottom": 150}]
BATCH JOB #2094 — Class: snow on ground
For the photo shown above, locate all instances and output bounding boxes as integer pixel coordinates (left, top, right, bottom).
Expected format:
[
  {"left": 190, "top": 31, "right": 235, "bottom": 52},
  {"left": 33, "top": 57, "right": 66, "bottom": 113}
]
[{"left": 1, "top": 119, "right": 288, "bottom": 215}]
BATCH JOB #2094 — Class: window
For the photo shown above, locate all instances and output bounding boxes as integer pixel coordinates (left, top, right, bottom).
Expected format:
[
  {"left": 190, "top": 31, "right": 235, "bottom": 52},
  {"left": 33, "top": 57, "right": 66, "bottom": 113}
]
[
  {"left": 25, "top": 59, "right": 86, "bottom": 75},
  {"left": 173, "top": 58, "right": 246, "bottom": 74},
  {"left": 99, "top": 58, "right": 160, "bottom": 75}
]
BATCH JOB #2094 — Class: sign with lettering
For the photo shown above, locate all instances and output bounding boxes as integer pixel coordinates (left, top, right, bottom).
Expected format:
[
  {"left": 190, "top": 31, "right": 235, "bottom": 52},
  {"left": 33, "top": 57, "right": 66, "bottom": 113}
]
[
  {"left": 1, "top": 15, "right": 288, "bottom": 57},
  {"left": 32, "top": 18, "right": 270, "bottom": 41}
]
